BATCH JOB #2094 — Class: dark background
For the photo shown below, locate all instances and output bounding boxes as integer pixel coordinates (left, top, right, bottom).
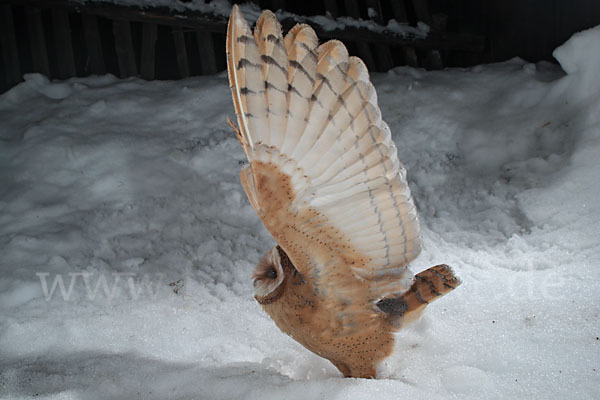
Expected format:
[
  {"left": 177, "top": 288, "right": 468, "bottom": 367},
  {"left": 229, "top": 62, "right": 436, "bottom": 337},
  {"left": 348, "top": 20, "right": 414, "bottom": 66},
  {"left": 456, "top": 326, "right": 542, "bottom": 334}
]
[
  {"left": 1, "top": 0, "right": 600, "bottom": 93},
  {"left": 278, "top": 0, "right": 600, "bottom": 64},
  {"left": 453, "top": 0, "right": 600, "bottom": 63}
]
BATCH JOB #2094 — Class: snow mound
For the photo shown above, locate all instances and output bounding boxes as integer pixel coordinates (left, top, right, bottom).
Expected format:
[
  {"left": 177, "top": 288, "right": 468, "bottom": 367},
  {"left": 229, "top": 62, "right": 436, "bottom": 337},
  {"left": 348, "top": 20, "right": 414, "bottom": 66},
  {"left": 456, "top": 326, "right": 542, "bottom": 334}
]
[
  {"left": 516, "top": 24, "right": 600, "bottom": 258},
  {"left": 553, "top": 25, "right": 600, "bottom": 100}
]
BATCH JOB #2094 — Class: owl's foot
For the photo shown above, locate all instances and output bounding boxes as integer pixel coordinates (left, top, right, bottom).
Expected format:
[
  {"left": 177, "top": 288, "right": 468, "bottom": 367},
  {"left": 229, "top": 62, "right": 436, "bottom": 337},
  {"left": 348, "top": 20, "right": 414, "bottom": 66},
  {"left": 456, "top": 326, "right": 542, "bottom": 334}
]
[{"left": 378, "top": 264, "right": 461, "bottom": 326}]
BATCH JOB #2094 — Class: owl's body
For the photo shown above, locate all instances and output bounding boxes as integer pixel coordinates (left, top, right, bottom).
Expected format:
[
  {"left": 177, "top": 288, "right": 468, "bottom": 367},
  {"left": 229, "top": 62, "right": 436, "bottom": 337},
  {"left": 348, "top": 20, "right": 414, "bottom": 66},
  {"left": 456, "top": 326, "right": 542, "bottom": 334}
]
[
  {"left": 226, "top": 6, "right": 461, "bottom": 378},
  {"left": 249, "top": 162, "right": 396, "bottom": 377},
  {"left": 262, "top": 247, "right": 394, "bottom": 378}
]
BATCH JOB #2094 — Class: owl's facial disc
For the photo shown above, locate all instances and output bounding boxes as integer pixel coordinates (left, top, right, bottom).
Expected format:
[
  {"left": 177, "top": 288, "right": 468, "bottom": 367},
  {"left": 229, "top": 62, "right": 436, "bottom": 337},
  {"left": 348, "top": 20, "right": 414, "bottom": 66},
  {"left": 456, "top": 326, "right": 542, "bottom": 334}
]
[{"left": 253, "top": 246, "right": 285, "bottom": 301}]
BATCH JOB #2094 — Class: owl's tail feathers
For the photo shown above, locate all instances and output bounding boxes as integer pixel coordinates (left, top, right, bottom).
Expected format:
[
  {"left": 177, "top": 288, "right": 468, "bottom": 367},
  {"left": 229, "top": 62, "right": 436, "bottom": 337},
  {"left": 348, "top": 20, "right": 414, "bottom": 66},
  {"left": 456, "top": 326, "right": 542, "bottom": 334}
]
[{"left": 378, "top": 264, "right": 461, "bottom": 327}]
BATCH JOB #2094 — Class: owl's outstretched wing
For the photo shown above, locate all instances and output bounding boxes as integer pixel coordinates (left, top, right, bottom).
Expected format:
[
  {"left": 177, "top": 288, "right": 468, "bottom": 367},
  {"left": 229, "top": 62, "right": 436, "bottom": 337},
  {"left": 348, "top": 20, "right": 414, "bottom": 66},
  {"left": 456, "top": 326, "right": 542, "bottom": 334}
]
[{"left": 227, "top": 6, "right": 422, "bottom": 320}]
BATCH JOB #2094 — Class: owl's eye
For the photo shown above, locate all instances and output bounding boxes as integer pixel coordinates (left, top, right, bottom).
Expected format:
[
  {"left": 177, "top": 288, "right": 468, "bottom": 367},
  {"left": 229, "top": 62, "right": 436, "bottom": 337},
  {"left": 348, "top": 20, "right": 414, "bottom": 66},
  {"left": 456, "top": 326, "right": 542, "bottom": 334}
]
[{"left": 266, "top": 267, "right": 278, "bottom": 279}]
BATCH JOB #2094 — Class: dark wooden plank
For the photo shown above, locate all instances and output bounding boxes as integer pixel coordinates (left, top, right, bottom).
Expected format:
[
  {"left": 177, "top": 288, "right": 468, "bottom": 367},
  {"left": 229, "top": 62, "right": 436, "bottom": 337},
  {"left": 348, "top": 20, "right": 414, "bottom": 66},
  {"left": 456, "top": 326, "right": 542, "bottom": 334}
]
[
  {"left": 323, "top": 0, "right": 339, "bottom": 17},
  {"left": 411, "top": 0, "right": 443, "bottom": 69},
  {"left": 389, "top": 0, "right": 409, "bottom": 22},
  {"left": 113, "top": 20, "right": 137, "bottom": 77},
  {"left": 52, "top": 9, "right": 76, "bottom": 78},
  {"left": 402, "top": 47, "right": 419, "bottom": 67},
  {"left": 173, "top": 28, "right": 190, "bottom": 78},
  {"left": 428, "top": 12, "right": 447, "bottom": 68},
  {"left": 427, "top": 49, "right": 443, "bottom": 70},
  {"left": 366, "top": 0, "right": 394, "bottom": 71},
  {"left": 389, "top": 0, "right": 418, "bottom": 67},
  {"left": 343, "top": 0, "right": 377, "bottom": 71},
  {"left": 366, "top": 0, "right": 384, "bottom": 22},
  {"left": 372, "top": 45, "right": 394, "bottom": 71},
  {"left": 196, "top": 31, "right": 217, "bottom": 75},
  {"left": 0, "top": 4, "right": 22, "bottom": 87},
  {"left": 140, "top": 23, "right": 157, "bottom": 80},
  {"left": 270, "top": 0, "right": 286, "bottom": 12},
  {"left": 354, "top": 39, "right": 377, "bottom": 71},
  {"left": 343, "top": 0, "right": 360, "bottom": 17},
  {"left": 81, "top": 14, "right": 106, "bottom": 75},
  {"left": 411, "top": 0, "right": 432, "bottom": 24},
  {"left": 27, "top": 7, "right": 51, "bottom": 77},
  {"left": 431, "top": 13, "right": 448, "bottom": 31}
]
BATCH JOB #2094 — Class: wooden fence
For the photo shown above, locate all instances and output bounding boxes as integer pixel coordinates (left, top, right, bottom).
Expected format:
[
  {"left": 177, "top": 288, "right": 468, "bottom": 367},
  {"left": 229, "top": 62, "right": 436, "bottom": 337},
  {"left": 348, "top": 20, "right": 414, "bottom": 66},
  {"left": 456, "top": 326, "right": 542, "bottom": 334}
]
[{"left": 0, "top": 0, "right": 485, "bottom": 93}]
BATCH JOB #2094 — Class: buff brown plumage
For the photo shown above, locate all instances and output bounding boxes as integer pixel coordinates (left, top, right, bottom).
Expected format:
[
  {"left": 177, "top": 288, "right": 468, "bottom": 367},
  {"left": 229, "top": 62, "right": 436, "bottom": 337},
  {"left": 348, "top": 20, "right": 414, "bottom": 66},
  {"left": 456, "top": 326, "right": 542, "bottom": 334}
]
[{"left": 226, "top": 5, "right": 461, "bottom": 378}]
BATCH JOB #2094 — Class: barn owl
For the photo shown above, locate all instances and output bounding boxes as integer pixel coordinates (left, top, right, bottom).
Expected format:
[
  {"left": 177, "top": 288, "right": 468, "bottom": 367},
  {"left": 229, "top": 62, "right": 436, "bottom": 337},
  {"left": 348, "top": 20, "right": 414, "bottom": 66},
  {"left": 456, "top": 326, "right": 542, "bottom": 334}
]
[{"left": 226, "top": 5, "right": 461, "bottom": 378}]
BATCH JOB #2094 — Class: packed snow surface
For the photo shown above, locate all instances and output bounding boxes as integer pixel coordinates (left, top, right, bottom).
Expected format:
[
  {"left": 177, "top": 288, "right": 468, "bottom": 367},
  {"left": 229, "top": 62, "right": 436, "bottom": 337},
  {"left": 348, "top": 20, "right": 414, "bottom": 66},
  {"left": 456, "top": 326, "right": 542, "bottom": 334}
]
[{"left": 1, "top": 26, "right": 600, "bottom": 400}]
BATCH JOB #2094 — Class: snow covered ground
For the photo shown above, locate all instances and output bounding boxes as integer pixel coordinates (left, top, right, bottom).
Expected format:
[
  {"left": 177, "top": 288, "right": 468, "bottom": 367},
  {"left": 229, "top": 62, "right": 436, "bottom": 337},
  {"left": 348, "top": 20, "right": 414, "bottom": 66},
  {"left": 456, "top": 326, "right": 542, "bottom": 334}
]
[{"left": 1, "top": 24, "right": 599, "bottom": 400}]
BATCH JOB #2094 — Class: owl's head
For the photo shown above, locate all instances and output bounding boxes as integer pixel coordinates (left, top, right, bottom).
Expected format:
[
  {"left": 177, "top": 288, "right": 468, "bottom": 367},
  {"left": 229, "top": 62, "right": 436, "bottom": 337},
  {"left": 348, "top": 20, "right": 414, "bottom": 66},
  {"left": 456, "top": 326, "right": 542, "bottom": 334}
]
[{"left": 253, "top": 246, "right": 286, "bottom": 304}]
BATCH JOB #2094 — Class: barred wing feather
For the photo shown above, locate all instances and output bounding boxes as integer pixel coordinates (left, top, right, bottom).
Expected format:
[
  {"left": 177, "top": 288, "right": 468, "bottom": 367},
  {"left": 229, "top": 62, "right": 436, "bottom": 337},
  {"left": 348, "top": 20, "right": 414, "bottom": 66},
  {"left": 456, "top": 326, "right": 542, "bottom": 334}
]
[{"left": 227, "top": 5, "right": 422, "bottom": 308}]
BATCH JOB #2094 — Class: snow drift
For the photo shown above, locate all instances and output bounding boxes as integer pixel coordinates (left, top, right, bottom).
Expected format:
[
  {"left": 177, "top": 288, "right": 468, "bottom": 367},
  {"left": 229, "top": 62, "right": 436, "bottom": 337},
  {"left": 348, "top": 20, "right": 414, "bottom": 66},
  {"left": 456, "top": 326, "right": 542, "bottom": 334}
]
[{"left": 0, "top": 24, "right": 599, "bottom": 400}]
